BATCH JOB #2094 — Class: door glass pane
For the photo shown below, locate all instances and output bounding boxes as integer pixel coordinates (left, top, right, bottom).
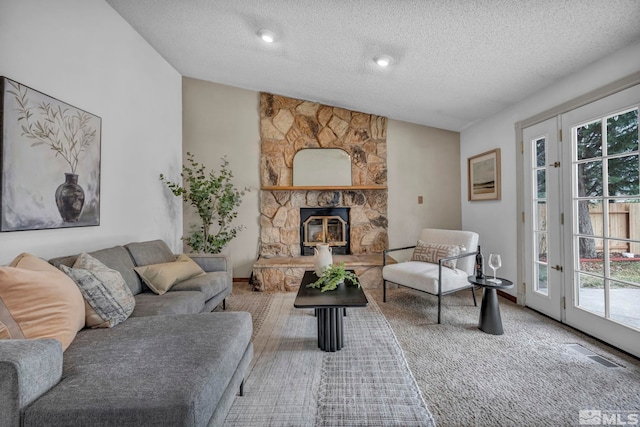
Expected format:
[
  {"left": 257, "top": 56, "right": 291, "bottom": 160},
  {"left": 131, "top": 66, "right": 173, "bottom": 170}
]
[
  {"left": 536, "top": 263, "right": 548, "bottom": 295},
  {"left": 609, "top": 282, "right": 640, "bottom": 330},
  {"left": 536, "top": 232, "right": 547, "bottom": 263},
  {"left": 608, "top": 240, "right": 639, "bottom": 283},
  {"left": 536, "top": 170, "right": 546, "bottom": 198},
  {"left": 627, "top": 199, "right": 640, "bottom": 254},
  {"left": 536, "top": 137, "right": 546, "bottom": 167},
  {"left": 577, "top": 161, "right": 603, "bottom": 197},
  {"left": 577, "top": 273, "right": 604, "bottom": 316},
  {"left": 607, "top": 109, "right": 638, "bottom": 155},
  {"left": 578, "top": 237, "right": 603, "bottom": 274},
  {"left": 577, "top": 119, "right": 602, "bottom": 160},
  {"left": 581, "top": 200, "right": 603, "bottom": 238},
  {"left": 608, "top": 202, "right": 632, "bottom": 240},
  {"left": 536, "top": 201, "right": 547, "bottom": 231},
  {"left": 608, "top": 155, "right": 639, "bottom": 196}
]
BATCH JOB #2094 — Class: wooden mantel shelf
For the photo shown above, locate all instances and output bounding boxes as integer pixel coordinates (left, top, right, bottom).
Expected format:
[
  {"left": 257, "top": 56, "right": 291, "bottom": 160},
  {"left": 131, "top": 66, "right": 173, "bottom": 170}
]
[{"left": 261, "top": 185, "right": 387, "bottom": 191}]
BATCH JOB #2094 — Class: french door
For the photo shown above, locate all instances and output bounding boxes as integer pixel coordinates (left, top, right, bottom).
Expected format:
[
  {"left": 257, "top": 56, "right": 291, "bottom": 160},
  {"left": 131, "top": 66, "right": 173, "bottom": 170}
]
[
  {"left": 524, "top": 84, "right": 640, "bottom": 357},
  {"left": 561, "top": 85, "right": 640, "bottom": 357},
  {"left": 523, "top": 118, "right": 563, "bottom": 320}
]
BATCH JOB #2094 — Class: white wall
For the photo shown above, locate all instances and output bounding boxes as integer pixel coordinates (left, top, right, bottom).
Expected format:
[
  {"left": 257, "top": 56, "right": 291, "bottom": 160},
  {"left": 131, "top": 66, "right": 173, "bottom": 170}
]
[
  {"left": 0, "top": 0, "right": 183, "bottom": 263},
  {"left": 460, "top": 41, "right": 640, "bottom": 297},
  {"left": 182, "top": 78, "right": 261, "bottom": 278},
  {"left": 387, "top": 120, "right": 461, "bottom": 251},
  {"left": 182, "top": 78, "right": 463, "bottom": 276}
]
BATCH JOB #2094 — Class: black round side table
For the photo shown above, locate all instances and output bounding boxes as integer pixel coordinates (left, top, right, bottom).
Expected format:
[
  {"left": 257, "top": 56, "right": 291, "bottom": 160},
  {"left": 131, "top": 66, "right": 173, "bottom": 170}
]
[{"left": 467, "top": 276, "right": 514, "bottom": 335}]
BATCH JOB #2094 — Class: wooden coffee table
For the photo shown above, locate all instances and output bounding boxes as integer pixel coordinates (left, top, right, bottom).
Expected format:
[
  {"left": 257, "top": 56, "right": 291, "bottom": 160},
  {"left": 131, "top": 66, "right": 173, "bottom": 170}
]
[{"left": 294, "top": 270, "right": 368, "bottom": 352}]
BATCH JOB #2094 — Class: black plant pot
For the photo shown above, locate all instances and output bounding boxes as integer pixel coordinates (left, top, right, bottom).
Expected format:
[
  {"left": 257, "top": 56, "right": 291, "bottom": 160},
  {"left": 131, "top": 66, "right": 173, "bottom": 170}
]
[{"left": 55, "top": 173, "right": 85, "bottom": 222}]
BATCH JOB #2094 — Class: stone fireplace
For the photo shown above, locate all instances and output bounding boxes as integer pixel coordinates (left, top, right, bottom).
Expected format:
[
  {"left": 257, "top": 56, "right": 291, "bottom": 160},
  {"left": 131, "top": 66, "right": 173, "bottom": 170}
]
[{"left": 253, "top": 93, "right": 392, "bottom": 291}]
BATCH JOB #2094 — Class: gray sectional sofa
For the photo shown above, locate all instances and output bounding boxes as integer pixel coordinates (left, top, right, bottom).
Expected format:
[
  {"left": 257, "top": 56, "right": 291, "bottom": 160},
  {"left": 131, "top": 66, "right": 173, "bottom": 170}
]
[{"left": 0, "top": 240, "right": 253, "bottom": 427}]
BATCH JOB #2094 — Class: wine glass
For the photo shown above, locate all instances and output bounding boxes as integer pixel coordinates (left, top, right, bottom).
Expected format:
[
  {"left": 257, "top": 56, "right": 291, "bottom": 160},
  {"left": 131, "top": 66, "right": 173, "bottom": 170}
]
[{"left": 488, "top": 254, "right": 502, "bottom": 283}]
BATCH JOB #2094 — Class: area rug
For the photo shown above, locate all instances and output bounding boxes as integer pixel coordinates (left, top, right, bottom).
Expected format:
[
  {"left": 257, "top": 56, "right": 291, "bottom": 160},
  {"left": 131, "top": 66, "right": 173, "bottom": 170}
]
[{"left": 219, "top": 289, "right": 435, "bottom": 426}]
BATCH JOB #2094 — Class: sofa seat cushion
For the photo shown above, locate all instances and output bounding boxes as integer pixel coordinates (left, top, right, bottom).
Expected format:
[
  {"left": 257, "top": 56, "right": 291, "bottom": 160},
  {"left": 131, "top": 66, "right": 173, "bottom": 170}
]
[
  {"left": 170, "top": 271, "right": 229, "bottom": 301},
  {"left": 383, "top": 261, "right": 471, "bottom": 294},
  {"left": 22, "top": 313, "right": 253, "bottom": 427},
  {"left": 130, "top": 291, "right": 205, "bottom": 317}
]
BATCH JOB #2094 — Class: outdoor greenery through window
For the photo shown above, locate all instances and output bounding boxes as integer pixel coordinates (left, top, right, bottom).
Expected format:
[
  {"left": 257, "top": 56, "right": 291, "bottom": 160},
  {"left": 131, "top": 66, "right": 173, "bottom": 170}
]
[
  {"left": 533, "top": 136, "right": 548, "bottom": 296},
  {"left": 573, "top": 107, "right": 640, "bottom": 330}
]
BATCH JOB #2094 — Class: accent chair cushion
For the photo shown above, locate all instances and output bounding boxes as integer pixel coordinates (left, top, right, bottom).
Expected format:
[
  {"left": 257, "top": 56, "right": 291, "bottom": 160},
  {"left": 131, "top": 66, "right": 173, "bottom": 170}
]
[
  {"left": 0, "top": 253, "right": 85, "bottom": 351},
  {"left": 383, "top": 261, "right": 471, "bottom": 295},
  {"left": 60, "top": 253, "right": 135, "bottom": 328},
  {"left": 411, "top": 240, "right": 464, "bottom": 269},
  {"left": 134, "top": 254, "right": 205, "bottom": 295}
]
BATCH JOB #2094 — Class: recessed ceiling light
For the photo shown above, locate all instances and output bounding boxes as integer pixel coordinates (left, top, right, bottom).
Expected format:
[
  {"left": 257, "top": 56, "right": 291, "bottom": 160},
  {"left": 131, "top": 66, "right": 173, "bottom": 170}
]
[
  {"left": 374, "top": 55, "right": 392, "bottom": 67},
  {"left": 257, "top": 29, "right": 276, "bottom": 43}
]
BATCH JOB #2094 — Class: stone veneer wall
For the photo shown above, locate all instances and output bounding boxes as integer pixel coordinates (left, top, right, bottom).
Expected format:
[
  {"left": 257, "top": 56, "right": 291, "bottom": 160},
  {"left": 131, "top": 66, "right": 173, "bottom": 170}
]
[{"left": 259, "top": 93, "right": 389, "bottom": 258}]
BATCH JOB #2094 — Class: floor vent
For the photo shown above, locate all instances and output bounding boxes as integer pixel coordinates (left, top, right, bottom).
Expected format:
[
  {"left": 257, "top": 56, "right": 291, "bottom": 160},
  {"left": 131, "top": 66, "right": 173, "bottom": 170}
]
[{"left": 567, "top": 344, "right": 622, "bottom": 368}]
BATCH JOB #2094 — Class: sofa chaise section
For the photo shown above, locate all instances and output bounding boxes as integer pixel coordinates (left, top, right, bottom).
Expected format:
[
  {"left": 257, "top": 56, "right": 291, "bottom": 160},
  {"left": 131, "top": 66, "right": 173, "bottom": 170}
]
[{"left": 12, "top": 313, "right": 253, "bottom": 427}]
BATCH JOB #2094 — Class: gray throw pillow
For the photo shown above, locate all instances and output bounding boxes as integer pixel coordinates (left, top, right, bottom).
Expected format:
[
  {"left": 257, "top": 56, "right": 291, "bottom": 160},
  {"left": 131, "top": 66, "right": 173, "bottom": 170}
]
[{"left": 60, "top": 253, "right": 135, "bottom": 328}]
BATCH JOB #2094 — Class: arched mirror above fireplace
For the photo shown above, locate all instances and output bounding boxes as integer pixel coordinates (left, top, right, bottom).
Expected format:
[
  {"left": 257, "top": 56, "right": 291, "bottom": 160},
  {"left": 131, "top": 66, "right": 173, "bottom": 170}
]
[{"left": 292, "top": 148, "right": 351, "bottom": 186}]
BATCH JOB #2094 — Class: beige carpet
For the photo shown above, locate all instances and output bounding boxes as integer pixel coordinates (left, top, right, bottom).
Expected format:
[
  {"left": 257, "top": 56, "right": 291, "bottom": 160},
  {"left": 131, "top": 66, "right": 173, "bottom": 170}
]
[
  {"left": 372, "top": 286, "right": 640, "bottom": 427},
  {"left": 219, "top": 285, "right": 434, "bottom": 426},
  {"left": 222, "top": 283, "right": 640, "bottom": 426}
]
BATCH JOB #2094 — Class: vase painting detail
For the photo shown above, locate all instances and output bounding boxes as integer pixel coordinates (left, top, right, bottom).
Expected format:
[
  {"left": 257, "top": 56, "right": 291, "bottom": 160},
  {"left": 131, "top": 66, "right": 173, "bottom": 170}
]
[
  {"left": 55, "top": 173, "right": 85, "bottom": 222},
  {"left": 1, "top": 77, "right": 101, "bottom": 231},
  {"left": 314, "top": 243, "right": 333, "bottom": 277}
]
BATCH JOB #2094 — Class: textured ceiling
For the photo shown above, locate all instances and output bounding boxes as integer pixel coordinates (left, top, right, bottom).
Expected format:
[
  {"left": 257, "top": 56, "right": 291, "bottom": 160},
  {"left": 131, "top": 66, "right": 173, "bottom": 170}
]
[{"left": 105, "top": 0, "right": 640, "bottom": 131}]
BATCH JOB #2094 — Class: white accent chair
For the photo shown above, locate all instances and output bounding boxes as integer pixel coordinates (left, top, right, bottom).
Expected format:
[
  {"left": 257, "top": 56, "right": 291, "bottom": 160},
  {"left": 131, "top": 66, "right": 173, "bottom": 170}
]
[{"left": 382, "top": 228, "right": 479, "bottom": 324}]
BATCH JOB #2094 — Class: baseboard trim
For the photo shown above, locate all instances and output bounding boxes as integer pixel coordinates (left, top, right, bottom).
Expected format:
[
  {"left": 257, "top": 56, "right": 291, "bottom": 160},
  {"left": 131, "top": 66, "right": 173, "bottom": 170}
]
[{"left": 497, "top": 290, "right": 517, "bottom": 303}]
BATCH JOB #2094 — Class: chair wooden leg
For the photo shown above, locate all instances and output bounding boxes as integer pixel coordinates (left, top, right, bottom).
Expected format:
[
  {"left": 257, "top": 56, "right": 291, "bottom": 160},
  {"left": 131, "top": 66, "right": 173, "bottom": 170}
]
[
  {"left": 223, "top": 299, "right": 226, "bottom": 310},
  {"left": 471, "top": 286, "right": 477, "bottom": 306},
  {"left": 239, "top": 379, "right": 244, "bottom": 396}
]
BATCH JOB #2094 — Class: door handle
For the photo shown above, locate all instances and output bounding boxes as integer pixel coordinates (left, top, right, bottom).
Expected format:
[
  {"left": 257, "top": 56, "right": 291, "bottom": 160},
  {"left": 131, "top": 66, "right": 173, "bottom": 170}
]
[{"left": 551, "top": 265, "right": 563, "bottom": 272}]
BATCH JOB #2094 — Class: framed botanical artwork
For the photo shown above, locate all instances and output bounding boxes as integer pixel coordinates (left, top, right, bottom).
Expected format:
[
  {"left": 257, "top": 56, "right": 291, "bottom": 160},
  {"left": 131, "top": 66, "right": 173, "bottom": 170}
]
[
  {"left": 0, "top": 77, "right": 101, "bottom": 231},
  {"left": 468, "top": 148, "right": 501, "bottom": 201}
]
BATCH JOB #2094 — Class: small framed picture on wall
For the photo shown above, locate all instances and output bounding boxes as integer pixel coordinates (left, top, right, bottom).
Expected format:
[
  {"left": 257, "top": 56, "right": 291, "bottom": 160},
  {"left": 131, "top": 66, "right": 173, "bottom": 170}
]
[{"left": 468, "top": 148, "right": 501, "bottom": 201}]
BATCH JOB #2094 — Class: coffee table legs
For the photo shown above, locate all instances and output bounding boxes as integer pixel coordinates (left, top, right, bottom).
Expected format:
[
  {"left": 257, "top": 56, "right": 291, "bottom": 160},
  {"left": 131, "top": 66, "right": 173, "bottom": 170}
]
[
  {"left": 317, "top": 307, "right": 344, "bottom": 351},
  {"left": 479, "top": 288, "right": 504, "bottom": 335}
]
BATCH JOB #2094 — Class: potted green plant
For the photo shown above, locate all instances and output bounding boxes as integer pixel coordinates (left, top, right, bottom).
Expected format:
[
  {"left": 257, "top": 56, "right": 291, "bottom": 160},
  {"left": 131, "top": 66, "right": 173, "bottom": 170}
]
[
  {"left": 160, "top": 152, "right": 249, "bottom": 254},
  {"left": 307, "top": 263, "right": 360, "bottom": 292}
]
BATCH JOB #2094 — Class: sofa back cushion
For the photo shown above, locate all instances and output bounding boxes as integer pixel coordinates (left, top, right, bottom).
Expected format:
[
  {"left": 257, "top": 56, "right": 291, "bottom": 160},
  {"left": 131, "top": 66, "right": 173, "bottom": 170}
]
[
  {"left": 50, "top": 246, "right": 144, "bottom": 295},
  {"left": 125, "top": 240, "right": 176, "bottom": 266},
  {"left": 0, "top": 253, "right": 85, "bottom": 351}
]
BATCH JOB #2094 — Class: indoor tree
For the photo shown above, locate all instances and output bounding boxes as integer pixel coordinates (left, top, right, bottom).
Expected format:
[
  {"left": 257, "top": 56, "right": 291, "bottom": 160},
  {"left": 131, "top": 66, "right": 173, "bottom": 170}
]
[{"left": 161, "top": 152, "right": 249, "bottom": 254}]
